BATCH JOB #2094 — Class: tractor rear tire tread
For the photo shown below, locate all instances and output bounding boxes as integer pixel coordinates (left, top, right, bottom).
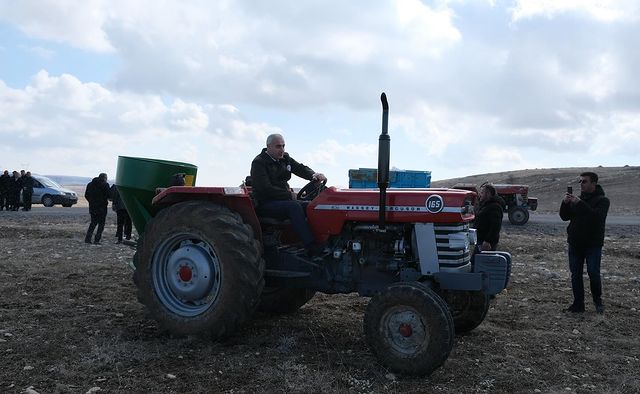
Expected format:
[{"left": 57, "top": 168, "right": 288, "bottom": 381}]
[{"left": 136, "top": 201, "right": 264, "bottom": 339}]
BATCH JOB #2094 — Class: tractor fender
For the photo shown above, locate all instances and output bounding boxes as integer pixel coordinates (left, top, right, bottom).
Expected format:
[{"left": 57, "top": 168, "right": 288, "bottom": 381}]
[{"left": 152, "top": 186, "right": 262, "bottom": 241}]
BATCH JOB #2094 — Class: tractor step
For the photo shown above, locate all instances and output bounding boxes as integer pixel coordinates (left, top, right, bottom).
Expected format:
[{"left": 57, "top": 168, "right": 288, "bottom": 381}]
[
  {"left": 277, "top": 245, "right": 326, "bottom": 268},
  {"left": 278, "top": 245, "right": 307, "bottom": 255},
  {"left": 264, "top": 269, "right": 312, "bottom": 278}
]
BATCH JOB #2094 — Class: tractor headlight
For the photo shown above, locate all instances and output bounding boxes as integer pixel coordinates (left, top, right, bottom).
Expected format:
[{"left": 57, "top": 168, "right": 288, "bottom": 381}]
[
  {"left": 463, "top": 200, "right": 475, "bottom": 215},
  {"left": 223, "top": 187, "right": 244, "bottom": 195},
  {"left": 467, "top": 228, "right": 477, "bottom": 245}
]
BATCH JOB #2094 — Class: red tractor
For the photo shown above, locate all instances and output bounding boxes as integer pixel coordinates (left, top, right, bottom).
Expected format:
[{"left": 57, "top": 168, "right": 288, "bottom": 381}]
[
  {"left": 117, "top": 94, "right": 511, "bottom": 376},
  {"left": 453, "top": 183, "right": 537, "bottom": 225}
]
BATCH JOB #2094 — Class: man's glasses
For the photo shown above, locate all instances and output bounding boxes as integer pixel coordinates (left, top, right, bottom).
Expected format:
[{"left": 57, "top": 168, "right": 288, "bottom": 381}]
[{"left": 578, "top": 179, "right": 589, "bottom": 184}]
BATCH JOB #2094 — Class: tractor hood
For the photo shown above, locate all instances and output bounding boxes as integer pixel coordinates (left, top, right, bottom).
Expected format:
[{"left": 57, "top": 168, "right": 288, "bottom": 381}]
[{"left": 307, "top": 187, "right": 476, "bottom": 242}]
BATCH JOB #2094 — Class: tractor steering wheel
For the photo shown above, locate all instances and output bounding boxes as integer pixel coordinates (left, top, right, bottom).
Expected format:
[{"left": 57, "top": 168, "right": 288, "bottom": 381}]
[{"left": 297, "top": 179, "right": 327, "bottom": 201}]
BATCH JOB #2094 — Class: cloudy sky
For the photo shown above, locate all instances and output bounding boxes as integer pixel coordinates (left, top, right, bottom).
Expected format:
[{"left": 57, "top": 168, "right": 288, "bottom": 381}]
[{"left": 1, "top": 0, "right": 638, "bottom": 187}]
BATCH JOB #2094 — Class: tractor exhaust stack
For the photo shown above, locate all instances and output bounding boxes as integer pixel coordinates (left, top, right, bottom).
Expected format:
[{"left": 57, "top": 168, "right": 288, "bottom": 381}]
[{"left": 377, "top": 92, "right": 390, "bottom": 230}]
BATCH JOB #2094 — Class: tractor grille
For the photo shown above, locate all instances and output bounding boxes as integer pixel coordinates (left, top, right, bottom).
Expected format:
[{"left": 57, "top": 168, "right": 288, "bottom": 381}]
[{"left": 434, "top": 223, "right": 472, "bottom": 269}]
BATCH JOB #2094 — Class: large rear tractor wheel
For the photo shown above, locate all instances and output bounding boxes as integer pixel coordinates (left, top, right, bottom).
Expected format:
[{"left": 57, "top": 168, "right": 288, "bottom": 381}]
[
  {"left": 508, "top": 206, "right": 529, "bottom": 225},
  {"left": 441, "top": 290, "right": 490, "bottom": 334},
  {"left": 258, "top": 287, "right": 316, "bottom": 314},
  {"left": 364, "top": 282, "right": 454, "bottom": 376},
  {"left": 137, "top": 201, "right": 264, "bottom": 338}
]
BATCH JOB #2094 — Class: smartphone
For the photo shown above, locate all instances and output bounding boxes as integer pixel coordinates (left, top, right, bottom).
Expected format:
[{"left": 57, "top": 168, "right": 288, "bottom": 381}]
[{"left": 567, "top": 185, "right": 572, "bottom": 194}]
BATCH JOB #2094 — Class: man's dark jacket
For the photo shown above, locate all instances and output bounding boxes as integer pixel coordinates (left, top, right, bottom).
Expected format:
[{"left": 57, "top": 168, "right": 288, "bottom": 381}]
[
  {"left": 559, "top": 184, "right": 609, "bottom": 248},
  {"left": 8, "top": 175, "right": 20, "bottom": 194},
  {"left": 475, "top": 195, "right": 505, "bottom": 248},
  {"left": 250, "top": 149, "right": 315, "bottom": 204},
  {"left": 21, "top": 175, "right": 34, "bottom": 193},
  {"left": 85, "top": 177, "right": 110, "bottom": 214},
  {"left": 110, "top": 184, "right": 126, "bottom": 212},
  {"left": 0, "top": 173, "right": 9, "bottom": 192}
]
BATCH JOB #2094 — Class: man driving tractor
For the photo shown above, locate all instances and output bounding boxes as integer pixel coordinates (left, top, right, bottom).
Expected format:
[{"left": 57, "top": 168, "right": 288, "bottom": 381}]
[{"left": 250, "top": 133, "right": 327, "bottom": 257}]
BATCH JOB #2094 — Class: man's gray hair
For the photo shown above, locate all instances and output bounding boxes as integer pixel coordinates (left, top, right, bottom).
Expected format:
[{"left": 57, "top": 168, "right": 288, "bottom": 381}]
[{"left": 266, "top": 133, "right": 283, "bottom": 146}]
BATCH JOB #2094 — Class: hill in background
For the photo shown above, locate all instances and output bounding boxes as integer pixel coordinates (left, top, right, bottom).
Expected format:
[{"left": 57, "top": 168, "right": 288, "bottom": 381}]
[
  {"left": 45, "top": 175, "right": 92, "bottom": 186},
  {"left": 431, "top": 166, "right": 639, "bottom": 215}
]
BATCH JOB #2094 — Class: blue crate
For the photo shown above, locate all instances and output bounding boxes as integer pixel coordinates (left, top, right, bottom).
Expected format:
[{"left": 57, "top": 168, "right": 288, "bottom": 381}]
[{"left": 348, "top": 168, "right": 431, "bottom": 188}]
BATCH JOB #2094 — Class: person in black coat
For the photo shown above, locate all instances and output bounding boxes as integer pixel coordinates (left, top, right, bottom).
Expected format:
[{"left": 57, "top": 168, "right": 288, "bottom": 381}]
[
  {"left": 474, "top": 183, "right": 505, "bottom": 251},
  {"left": 250, "top": 133, "right": 326, "bottom": 256},
  {"left": 0, "top": 170, "right": 9, "bottom": 210},
  {"left": 560, "top": 171, "right": 609, "bottom": 314},
  {"left": 21, "top": 171, "right": 35, "bottom": 211},
  {"left": 110, "top": 184, "right": 132, "bottom": 243},
  {"left": 84, "top": 173, "right": 110, "bottom": 244},
  {"left": 7, "top": 171, "right": 21, "bottom": 211}
]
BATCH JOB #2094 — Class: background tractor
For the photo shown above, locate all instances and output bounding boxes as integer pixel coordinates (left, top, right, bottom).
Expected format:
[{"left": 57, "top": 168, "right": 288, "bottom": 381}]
[
  {"left": 453, "top": 183, "right": 537, "bottom": 225},
  {"left": 116, "top": 93, "right": 511, "bottom": 376}
]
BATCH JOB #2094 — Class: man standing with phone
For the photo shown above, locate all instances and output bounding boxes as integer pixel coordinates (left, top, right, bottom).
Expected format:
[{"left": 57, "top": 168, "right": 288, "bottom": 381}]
[{"left": 559, "top": 172, "right": 610, "bottom": 314}]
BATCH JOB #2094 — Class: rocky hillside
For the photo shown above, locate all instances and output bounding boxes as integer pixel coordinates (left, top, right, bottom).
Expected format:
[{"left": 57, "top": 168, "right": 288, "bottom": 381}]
[{"left": 431, "top": 166, "right": 640, "bottom": 215}]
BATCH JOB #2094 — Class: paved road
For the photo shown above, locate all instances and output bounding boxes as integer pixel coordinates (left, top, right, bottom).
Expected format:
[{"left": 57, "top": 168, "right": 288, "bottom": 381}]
[{"left": 525, "top": 213, "right": 639, "bottom": 226}]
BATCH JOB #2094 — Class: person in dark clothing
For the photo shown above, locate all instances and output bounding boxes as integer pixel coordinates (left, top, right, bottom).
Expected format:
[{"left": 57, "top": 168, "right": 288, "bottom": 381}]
[
  {"left": 560, "top": 171, "right": 609, "bottom": 314},
  {"left": 0, "top": 170, "right": 9, "bottom": 210},
  {"left": 21, "top": 171, "right": 35, "bottom": 211},
  {"left": 84, "top": 173, "right": 110, "bottom": 244},
  {"left": 170, "top": 173, "right": 186, "bottom": 186},
  {"left": 110, "top": 184, "right": 132, "bottom": 243},
  {"left": 8, "top": 171, "right": 21, "bottom": 211},
  {"left": 250, "top": 133, "right": 326, "bottom": 256},
  {"left": 15, "top": 172, "right": 24, "bottom": 210},
  {"left": 474, "top": 183, "right": 505, "bottom": 251}
]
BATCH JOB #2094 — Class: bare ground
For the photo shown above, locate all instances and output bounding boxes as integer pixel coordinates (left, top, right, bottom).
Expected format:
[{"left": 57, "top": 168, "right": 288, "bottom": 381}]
[{"left": 1, "top": 208, "right": 639, "bottom": 393}]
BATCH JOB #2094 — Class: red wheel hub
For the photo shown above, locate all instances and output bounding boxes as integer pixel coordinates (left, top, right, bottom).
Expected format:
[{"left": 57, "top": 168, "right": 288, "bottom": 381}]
[
  {"left": 399, "top": 323, "right": 413, "bottom": 337},
  {"left": 178, "top": 266, "right": 193, "bottom": 282}
]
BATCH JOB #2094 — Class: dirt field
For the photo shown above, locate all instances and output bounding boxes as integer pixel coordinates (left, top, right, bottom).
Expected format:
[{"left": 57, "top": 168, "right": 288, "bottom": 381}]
[{"left": 1, "top": 199, "right": 639, "bottom": 392}]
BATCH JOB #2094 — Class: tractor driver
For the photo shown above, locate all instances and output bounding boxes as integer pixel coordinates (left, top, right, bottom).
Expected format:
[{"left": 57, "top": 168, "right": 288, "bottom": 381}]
[{"left": 250, "top": 133, "right": 327, "bottom": 257}]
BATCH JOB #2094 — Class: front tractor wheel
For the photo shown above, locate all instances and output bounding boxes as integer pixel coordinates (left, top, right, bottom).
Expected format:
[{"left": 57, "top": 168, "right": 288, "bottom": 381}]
[
  {"left": 508, "top": 206, "right": 529, "bottom": 225},
  {"left": 441, "top": 290, "right": 490, "bottom": 334},
  {"left": 137, "top": 201, "right": 264, "bottom": 338},
  {"left": 364, "top": 282, "right": 454, "bottom": 376}
]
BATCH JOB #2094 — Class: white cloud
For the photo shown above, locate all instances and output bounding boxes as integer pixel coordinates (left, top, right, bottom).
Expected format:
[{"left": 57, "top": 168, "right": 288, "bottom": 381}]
[
  {"left": 510, "top": 0, "right": 640, "bottom": 23},
  {"left": 565, "top": 54, "right": 618, "bottom": 102},
  {"left": 0, "top": 0, "right": 114, "bottom": 52},
  {"left": 394, "top": 0, "right": 461, "bottom": 57},
  {"left": 169, "top": 100, "right": 209, "bottom": 132},
  {"left": 477, "top": 146, "right": 526, "bottom": 172},
  {"left": 396, "top": 102, "right": 490, "bottom": 156},
  {"left": 0, "top": 1, "right": 463, "bottom": 107},
  {"left": 305, "top": 139, "right": 377, "bottom": 167},
  {"left": 0, "top": 1, "right": 638, "bottom": 184},
  {"left": 0, "top": 71, "right": 277, "bottom": 184},
  {"left": 28, "top": 70, "right": 112, "bottom": 113}
]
